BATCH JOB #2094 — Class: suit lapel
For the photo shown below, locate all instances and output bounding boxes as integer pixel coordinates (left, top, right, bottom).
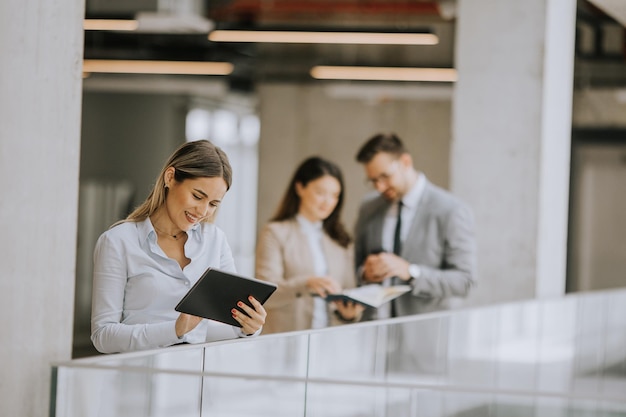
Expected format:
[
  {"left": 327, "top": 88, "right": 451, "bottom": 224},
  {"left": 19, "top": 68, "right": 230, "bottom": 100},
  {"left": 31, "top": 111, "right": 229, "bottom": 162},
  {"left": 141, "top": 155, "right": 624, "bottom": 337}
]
[{"left": 402, "top": 180, "right": 433, "bottom": 257}]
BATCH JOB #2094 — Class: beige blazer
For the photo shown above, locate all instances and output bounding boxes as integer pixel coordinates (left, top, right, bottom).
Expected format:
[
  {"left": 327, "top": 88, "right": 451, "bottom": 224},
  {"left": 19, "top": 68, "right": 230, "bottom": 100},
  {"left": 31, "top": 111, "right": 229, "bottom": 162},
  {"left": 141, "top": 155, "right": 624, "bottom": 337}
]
[{"left": 255, "top": 219, "right": 356, "bottom": 334}]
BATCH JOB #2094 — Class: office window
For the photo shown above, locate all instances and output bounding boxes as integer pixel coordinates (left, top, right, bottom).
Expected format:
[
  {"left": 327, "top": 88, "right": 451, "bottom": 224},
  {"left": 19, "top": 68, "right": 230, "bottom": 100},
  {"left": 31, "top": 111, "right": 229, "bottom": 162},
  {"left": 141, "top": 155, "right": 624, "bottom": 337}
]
[{"left": 186, "top": 106, "right": 259, "bottom": 276}]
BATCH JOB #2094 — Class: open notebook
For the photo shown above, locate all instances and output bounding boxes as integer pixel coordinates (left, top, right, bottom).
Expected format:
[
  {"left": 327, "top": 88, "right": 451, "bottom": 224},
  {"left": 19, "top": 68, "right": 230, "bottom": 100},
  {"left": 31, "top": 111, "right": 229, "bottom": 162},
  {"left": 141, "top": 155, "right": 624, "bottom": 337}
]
[{"left": 325, "top": 284, "right": 411, "bottom": 308}]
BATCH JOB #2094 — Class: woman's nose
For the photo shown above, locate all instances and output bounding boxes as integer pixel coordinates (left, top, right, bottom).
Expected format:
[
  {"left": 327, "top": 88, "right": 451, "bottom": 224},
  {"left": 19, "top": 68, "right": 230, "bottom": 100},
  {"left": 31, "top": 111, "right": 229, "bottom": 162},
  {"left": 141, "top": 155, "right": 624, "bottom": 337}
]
[
  {"left": 208, "top": 202, "right": 221, "bottom": 216},
  {"left": 198, "top": 201, "right": 212, "bottom": 218}
]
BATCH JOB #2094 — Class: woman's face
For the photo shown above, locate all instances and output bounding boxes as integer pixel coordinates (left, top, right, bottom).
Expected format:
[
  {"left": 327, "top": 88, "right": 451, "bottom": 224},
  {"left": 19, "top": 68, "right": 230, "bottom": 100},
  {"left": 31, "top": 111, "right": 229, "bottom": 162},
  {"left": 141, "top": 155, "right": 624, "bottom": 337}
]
[
  {"left": 165, "top": 172, "right": 228, "bottom": 231},
  {"left": 296, "top": 175, "right": 341, "bottom": 222}
]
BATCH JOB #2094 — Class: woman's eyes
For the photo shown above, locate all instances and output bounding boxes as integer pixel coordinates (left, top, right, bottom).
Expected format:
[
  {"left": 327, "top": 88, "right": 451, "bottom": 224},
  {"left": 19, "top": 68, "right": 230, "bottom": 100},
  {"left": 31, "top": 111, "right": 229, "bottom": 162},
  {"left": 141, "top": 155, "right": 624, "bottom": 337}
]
[
  {"left": 315, "top": 190, "right": 339, "bottom": 199},
  {"left": 191, "top": 192, "right": 219, "bottom": 207}
]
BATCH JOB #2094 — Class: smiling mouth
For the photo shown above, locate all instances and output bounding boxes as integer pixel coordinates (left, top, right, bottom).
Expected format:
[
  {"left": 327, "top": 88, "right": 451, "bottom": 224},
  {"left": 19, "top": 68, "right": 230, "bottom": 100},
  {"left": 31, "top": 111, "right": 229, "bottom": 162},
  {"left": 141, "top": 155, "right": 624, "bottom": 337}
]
[{"left": 185, "top": 211, "right": 200, "bottom": 224}]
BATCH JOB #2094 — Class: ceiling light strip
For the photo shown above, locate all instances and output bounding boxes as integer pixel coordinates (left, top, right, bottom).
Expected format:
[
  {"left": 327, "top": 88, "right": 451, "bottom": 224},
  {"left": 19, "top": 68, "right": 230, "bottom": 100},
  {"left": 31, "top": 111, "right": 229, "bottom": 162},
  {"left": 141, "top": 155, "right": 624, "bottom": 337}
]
[
  {"left": 82, "top": 60, "right": 234, "bottom": 76},
  {"left": 83, "top": 19, "right": 138, "bottom": 31},
  {"left": 310, "top": 66, "right": 457, "bottom": 82},
  {"left": 209, "top": 30, "right": 438, "bottom": 45}
]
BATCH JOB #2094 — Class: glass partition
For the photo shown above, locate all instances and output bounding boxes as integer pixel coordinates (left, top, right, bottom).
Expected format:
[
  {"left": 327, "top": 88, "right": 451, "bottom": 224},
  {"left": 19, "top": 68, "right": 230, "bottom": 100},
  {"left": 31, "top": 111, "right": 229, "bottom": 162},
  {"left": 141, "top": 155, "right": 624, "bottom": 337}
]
[{"left": 51, "top": 289, "right": 626, "bottom": 416}]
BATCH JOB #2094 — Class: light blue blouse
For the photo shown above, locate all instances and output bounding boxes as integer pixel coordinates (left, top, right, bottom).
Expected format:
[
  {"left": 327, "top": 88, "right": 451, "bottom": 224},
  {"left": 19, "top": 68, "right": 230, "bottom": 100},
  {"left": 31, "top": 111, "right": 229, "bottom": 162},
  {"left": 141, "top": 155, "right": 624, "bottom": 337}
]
[{"left": 91, "top": 217, "right": 249, "bottom": 353}]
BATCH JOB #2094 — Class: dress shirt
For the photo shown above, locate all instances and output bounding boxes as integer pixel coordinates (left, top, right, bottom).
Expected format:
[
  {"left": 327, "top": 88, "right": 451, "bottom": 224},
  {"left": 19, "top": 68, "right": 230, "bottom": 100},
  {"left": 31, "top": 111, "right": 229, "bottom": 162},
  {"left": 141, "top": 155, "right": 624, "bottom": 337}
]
[
  {"left": 296, "top": 214, "right": 329, "bottom": 329},
  {"left": 378, "top": 172, "right": 426, "bottom": 319},
  {"left": 91, "top": 217, "right": 250, "bottom": 354}
]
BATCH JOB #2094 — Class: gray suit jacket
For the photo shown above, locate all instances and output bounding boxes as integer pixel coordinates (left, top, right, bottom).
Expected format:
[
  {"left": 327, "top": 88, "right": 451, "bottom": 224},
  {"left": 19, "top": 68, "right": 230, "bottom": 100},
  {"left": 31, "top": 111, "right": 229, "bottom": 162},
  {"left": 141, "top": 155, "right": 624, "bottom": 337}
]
[{"left": 354, "top": 178, "right": 476, "bottom": 317}]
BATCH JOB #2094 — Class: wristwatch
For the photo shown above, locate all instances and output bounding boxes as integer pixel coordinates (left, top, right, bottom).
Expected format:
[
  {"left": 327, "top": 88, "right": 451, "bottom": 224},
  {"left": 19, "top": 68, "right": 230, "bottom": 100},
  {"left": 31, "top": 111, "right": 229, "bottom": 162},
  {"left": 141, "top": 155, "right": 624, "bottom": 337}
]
[{"left": 408, "top": 264, "right": 421, "bottom": 280}]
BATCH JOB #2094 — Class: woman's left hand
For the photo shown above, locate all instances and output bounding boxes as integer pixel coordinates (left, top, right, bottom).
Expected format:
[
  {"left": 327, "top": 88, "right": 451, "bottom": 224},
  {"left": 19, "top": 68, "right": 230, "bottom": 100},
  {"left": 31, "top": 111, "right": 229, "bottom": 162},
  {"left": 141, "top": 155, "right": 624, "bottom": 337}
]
[{"left": 232, "top": 296, "right": 267, "bottom": 335}]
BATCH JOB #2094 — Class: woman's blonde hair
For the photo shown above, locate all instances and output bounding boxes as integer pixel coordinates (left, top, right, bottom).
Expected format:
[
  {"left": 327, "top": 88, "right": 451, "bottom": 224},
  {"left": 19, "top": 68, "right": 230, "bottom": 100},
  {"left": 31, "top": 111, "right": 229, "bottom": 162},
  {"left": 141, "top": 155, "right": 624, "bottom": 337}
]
[{"left": 118, "top": 140, "right": 232, "bottom": 225}]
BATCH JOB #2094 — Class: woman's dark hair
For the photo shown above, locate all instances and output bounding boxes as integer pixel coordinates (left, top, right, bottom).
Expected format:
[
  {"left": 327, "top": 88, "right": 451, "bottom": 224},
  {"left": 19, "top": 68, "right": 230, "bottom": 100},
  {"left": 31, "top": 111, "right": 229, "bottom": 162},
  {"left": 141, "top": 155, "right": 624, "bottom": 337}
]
[
  {"left": 271, "top": 156, "right": 351, "bottom": 247},
  {"left": 356, "top": 132, "right": 408, "bottom": 163}
]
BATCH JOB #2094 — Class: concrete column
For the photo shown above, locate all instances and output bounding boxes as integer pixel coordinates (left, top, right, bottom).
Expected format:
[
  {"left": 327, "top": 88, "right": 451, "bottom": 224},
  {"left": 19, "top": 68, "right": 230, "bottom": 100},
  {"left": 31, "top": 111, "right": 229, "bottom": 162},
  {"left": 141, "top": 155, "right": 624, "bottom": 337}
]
[
  {"left": 0, "top": 0, "right": 84, "bottom": 415},
  {"left": 451, "top": 0, "right": 576, "bottom": 305}
]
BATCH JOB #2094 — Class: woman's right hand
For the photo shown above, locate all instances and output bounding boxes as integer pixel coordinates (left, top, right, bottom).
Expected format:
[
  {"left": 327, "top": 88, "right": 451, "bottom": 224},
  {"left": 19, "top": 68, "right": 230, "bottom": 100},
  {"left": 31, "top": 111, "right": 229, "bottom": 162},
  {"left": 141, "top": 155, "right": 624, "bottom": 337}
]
[
  {"left": 334, "top": 300, "right": 365, "bottom": 321},
  {"left": 175, "top": 313, "right": 203, "bottom": 338},
  {"left": 306, "top": 276, "right": 341, "bottom": 297}
]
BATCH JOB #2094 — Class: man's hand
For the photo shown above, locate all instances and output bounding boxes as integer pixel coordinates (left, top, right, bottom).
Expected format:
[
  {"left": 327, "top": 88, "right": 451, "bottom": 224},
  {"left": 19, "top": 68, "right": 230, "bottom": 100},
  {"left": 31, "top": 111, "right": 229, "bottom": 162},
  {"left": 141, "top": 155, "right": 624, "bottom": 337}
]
[{"left": 362, "top": 252, "right": 411, "bottom": 283}]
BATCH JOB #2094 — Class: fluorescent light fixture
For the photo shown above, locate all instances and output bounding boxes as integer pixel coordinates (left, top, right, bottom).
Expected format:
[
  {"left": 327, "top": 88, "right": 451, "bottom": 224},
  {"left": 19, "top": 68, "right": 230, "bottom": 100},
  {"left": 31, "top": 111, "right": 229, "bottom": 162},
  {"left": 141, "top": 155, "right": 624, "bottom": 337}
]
[
  {"left": 83, "top": 19, "right": 138, "bottom": 31},
  {"left": 209, "top": 30, "right": 438, "bottom": 45},
  {"left": 324, "top": 83, "right": 453, "bottom": 101},
  {"left": 310, "top": 66, "right": 457, "bottom": 82},
  {"left": 83, "top": 76, "right": 228, "bottom": 97},
  {"left": 82, "top": 60, "right": 234, "bottom": 76}
]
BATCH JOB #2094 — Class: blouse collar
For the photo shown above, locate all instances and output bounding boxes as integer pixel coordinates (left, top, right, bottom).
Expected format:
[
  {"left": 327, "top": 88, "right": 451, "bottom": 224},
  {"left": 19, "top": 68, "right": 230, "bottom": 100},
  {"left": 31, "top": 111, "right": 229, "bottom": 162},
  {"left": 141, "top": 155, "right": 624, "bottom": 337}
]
[{"left": 295, "top": 214, "right": 323, "bottom": 233}]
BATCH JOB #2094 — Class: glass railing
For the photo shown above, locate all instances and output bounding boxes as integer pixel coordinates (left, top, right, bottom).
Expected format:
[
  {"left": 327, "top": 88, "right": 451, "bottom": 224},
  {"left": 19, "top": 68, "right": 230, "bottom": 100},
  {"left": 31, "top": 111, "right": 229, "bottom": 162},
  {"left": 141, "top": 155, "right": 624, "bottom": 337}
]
[{"left": 51, "top": 288, "right": 626, "bottom": 416}]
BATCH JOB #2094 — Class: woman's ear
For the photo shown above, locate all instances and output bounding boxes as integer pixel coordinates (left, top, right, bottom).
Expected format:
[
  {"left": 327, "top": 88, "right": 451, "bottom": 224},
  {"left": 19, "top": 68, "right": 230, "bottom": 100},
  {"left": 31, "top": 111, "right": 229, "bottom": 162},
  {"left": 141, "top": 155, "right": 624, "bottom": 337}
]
[
  {"left": 399, "top": 152, "right": 413, "bottom": 169},
  {"left": 164, "top": 167, "right": 176, "bottom": 188},
  {"left": 294, "top": 181, "right": 304, "bottom": 196}
]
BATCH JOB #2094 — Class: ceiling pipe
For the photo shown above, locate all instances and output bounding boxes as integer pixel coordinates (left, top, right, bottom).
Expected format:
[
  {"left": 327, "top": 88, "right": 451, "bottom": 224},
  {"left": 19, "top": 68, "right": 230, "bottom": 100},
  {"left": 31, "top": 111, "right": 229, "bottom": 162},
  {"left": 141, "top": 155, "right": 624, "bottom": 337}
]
[
  {"left": 210, "top": 0, "right": 445, "bottom": 19},
  {"left": 585, "top": 0, "right": 626, "bottom": 27},
  {"left": 135, "top": 0, "right": 213, "bottom": 33}
]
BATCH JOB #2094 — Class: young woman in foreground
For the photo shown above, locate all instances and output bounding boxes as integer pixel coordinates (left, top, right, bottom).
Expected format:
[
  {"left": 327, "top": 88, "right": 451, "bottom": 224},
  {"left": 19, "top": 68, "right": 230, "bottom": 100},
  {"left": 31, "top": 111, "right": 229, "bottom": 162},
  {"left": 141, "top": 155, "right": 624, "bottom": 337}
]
[{"left": 91, "top": 140, "right": 266, "bottom": 353}]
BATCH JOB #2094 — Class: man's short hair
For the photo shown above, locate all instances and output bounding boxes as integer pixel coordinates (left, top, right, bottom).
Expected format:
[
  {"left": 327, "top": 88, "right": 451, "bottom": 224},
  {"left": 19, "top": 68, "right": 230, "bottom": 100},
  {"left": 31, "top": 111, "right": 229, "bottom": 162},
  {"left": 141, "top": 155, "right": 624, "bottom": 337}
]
[{"left": 356, "top": 133, "right": 409, "bottom": 163}]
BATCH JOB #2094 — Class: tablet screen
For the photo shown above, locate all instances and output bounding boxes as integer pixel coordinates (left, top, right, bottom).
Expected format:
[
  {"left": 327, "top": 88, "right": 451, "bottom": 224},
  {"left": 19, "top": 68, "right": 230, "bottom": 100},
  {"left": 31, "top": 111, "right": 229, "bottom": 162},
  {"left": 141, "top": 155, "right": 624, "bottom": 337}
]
[{"left": 175, "top": 268, "right": 277, "bottom": 327}]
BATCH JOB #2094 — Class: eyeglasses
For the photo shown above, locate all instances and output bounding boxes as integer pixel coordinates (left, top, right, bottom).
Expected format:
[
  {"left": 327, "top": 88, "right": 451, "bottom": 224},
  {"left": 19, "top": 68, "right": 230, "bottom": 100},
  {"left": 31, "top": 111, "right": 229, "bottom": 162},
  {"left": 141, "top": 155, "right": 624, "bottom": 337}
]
[{"left": 365, "top": 160, "right": 399, "bottom": 188}]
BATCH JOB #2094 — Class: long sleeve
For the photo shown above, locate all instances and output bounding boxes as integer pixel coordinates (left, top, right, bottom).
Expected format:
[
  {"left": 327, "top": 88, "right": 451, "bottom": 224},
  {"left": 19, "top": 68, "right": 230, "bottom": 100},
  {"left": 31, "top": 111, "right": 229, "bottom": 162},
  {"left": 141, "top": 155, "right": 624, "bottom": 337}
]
[
  {"left": 91, "top": 220, "right": 243, "bottom": 354},
  {"left": 411, "top": 201, "right": 476, "bottom": 299},
  {"left": 90, "top": 232, "right": 180, "bottom": 353},
  {"left": 254, "top": 224, "right": 311, "bottom": 309},
  {"left": 353, "top": 195, "right": 387, "bottom": 285}
]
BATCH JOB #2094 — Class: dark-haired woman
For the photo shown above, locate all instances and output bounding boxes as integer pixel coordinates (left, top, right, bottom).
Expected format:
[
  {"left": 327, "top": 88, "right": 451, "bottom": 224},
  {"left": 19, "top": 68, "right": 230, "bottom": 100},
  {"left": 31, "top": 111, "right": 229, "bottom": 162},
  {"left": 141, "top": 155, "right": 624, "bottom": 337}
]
[
  {"left": 91, "top": 140, "right": 266, "bottom": 353},
  {"left": 255, "top": 156, "right": 363, "bottom": 334}
]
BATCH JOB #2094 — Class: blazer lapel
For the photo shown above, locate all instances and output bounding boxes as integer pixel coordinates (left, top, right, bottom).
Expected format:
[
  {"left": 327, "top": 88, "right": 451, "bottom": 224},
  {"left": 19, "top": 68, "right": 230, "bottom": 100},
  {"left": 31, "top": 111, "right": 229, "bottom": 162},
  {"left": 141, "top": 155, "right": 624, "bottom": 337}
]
[{"left": 402, "top": 180, "right": 433, "bottom": 257}]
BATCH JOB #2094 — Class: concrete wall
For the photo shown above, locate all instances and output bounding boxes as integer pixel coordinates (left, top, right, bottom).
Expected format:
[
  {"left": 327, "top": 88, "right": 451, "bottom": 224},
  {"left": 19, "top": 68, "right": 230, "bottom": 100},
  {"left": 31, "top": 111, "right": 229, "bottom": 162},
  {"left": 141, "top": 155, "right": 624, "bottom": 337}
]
[
  {"left": 0, "top": 0, "right": 84, "bottom": 415},
  {"left": 256, "top": 83, "right": 453, "bottom": 233},
  {"left": 80, "top": 92, "right": 188, "bottom": 207},
  {"left": 451, "top": 0, "right": 577, "bottom": 307}
]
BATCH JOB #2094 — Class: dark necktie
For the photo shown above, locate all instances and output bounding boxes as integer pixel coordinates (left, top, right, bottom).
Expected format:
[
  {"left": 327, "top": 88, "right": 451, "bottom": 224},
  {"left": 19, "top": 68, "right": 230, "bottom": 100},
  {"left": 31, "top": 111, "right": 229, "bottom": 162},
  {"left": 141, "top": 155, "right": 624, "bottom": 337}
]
[
  {"left": 393, "top": 200, "right": 403, "bottom": 255},
  {"left": 391, "top": 200, "right": 403, "bottom": 318}
]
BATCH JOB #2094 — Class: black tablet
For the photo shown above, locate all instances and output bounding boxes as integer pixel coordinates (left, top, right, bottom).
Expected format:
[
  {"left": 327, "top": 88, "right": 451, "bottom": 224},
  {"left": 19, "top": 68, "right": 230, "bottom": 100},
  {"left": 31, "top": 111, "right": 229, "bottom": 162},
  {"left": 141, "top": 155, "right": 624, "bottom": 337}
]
[{"left": 175, "top": 268, "right": 277, "bottom": 327}]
